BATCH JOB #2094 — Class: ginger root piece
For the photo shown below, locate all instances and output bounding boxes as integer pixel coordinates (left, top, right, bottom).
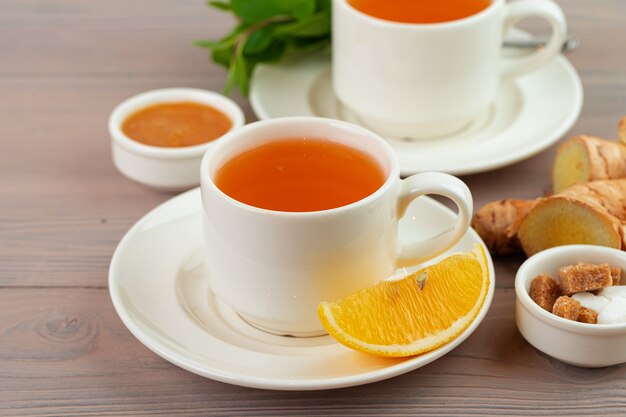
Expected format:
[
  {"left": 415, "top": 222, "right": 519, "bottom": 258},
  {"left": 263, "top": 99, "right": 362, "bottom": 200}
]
[
  {"left": 552, "top": 136, "right": 626, "bottom": 193},
  {"left": 473, "top": 179, "right": 626, "bottom": 256},
  {"left": 619, "top": 116, "right": 626, "bottom": 144},
  {"left": 519, "top": 180, "right": 626, "bottom": 256},
  {"left": 470, "top": 199, "right": 536, "bottom": 255}
]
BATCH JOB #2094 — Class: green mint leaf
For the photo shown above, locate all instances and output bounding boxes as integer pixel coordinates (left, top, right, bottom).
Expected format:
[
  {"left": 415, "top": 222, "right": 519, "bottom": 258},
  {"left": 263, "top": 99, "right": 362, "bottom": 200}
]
[
  {"left": 234, "top": 42, "right": 249, "bottom": 95},
  {"left": 195, "top": 25, "right": 244, "bottom": 69},
  {"left": 230, "top": 0, "right": 270, "bottom": 23},
  {"left": 231, "top": 0, "right": 314, "bottom": 24},
  {"left": 211, "top": 44, "right": 233, "bottom": 68},
  {"left": 291, "top": 36, "right": 330, "bottom": 52},
  {"left": 274, "top": 11, "right": 330, "bottom": 38},
  {"left": 194, "top": 39, "right": 223, "bottom": 49},
  {"left": 194, "top": 26, "right": 240, "bottom": 51},
  {"left": 224, "top": 41, "right": 243, "bottom": 94},
  {"left": 270, "top": 0, "right": 315, "bottom": 20},
  {"left": 224, "top": 65, "right": 236, "bottom": 95},
  {"left": 315, "top": 0, "right": 331, "bottom": 12},
  {"left": 243, "top": 25, "right": 277, "bottom": 55},
  {"left": 197, "top": 0, "right": 329, "bottom": 96},
  {"left": 248, "top": 40, "right": 286, "bottom": 63},
  {"left": 208, "top": 1, "right": 231, "bottom": 11}
]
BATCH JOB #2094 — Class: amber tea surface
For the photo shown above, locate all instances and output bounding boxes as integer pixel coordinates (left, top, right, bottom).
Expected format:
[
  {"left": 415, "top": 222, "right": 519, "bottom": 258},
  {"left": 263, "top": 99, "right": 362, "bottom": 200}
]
[
  {"left": 348, "top": 0, "right": 492, "bottom": 24},
  {"left": 122, "top": 102, "right": 232, "bottom": 147},
  {"left": 214, "top": 137, "right": 387, "bottom": 212}
]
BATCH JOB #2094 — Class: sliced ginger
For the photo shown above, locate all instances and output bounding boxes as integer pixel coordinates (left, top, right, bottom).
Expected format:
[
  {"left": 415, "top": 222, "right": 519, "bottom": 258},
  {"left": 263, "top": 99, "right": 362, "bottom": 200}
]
[
  {"left": 551, "top": 136, "right": 593, "bottom": 193},
  {"left": 552, "top": 136, "right": 626, "bottom": 193},
  {"left": 474, "top": 117, "right": 626, "bottom": 257},
  {"left": 518, "top": 194, "right": 623, "bottom": 256},
  {"left": 472, "top": 179, "right": 626, "bottom": 257}
]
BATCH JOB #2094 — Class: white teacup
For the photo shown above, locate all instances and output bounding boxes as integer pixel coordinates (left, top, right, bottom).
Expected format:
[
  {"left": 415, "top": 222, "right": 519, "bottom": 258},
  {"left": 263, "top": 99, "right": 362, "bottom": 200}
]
[
  {"left": 200, "top": 117, "right": 473, "bottom": 336},
  {"left": 333, "top": 0, "right": 567, "bottom": 139}
]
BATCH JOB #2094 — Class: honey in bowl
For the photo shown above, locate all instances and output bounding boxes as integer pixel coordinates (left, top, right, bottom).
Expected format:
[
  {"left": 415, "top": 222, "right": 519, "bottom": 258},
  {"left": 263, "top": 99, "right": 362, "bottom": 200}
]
[
  {"left": 348, "top": 0, "right": 492, "bottom": 24},
  {"left": 214, "top": 137, "right": 387, "bottom": 212},
  {"left": 122, "top": 102, "right": 232, "bottom": 148}
]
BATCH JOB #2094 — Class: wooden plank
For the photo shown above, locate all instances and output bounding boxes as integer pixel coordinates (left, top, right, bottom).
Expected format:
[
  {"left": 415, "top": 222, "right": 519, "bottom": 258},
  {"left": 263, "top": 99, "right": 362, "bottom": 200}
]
[
  {"left": 1, "top": 288, "right": 625, "bottom": 416},
  {"left": 0, "top": 0, "right": 233, "bottom": 77}
]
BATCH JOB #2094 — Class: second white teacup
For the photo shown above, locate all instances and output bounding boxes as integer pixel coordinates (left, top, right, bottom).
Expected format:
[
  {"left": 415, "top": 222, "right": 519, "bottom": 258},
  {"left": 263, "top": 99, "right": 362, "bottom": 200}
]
[
  {"left": 333, "top": 0, "right": 567, "bottom": 139},
  {"left": 200, "top": 117, "right": 473, "bottom": 337}
]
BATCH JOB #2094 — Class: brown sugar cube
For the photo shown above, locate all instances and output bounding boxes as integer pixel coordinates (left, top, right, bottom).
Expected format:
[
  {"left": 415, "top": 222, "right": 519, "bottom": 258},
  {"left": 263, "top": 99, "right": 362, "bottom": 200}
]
[
  {"left": 577, "top": 306, "right": 598, "bottom": 324},
  {"left": 611, "top": 266, "right": 622, "bottom": 286},
  {"left": 552, "top": 296, "right": 581, "bottom": 321},
  {"left": 592, "top": 265, "right": 621, "bottom": 294},
  {"left": 557, "top": 263, "right": 612, "bottom": 295},
  {"left": 529, "top": 273, "right": 562, "bottom": 312}
]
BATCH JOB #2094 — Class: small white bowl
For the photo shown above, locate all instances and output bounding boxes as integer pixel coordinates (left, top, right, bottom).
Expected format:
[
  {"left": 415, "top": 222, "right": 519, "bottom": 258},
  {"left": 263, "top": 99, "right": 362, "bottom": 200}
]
[
  {"left": 516, "top": 245, "right": 626, "bottom": 367},
  {"left": 109, "top": 88, "right": 245, "bottom": 191}
]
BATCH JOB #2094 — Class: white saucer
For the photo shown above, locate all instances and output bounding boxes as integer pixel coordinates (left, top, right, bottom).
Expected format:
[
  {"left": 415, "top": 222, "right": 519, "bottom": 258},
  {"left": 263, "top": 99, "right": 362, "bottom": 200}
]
[
  {"left": 249, "top": 31, "right": 583, "bottom": 176},
  {"left": 109, "top": 188, "right": 495, "bottom": 390}
]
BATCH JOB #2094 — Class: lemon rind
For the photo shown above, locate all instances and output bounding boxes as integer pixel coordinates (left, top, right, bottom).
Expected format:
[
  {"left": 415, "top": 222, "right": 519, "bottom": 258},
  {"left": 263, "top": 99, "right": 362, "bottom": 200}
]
[{"left": 318, "top": 244, "right": 490, "bottom": 358}]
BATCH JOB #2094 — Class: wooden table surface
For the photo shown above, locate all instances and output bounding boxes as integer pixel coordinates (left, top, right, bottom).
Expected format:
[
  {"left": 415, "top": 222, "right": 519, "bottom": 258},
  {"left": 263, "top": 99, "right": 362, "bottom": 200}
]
[{"left": 2, "top": 0, "right": 626, "bottom": 415}]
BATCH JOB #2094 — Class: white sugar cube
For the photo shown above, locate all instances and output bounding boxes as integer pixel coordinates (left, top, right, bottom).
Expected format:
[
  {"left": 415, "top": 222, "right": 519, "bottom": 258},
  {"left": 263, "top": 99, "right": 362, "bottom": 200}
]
[
  {"left": 571, "top": 292, "right": 609, "bottom": 313},
  {"left": 597, "top": 297, "right": 626, "bottom": 324},
  {"left": 597, "top": 286, "right": 626, "bottom": 300}
]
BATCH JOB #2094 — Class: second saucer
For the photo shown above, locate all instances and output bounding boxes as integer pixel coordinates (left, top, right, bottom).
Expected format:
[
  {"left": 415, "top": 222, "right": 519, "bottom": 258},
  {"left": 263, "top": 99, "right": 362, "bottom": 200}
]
[{"left": 249, "top": 31, "right": 582, "bottom": 176}]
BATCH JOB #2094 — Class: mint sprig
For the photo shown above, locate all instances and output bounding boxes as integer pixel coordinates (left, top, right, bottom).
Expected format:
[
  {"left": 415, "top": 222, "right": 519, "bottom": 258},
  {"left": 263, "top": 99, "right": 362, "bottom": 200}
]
[{"left": 195, "top": 0, "right": 331, "bottom": 96}]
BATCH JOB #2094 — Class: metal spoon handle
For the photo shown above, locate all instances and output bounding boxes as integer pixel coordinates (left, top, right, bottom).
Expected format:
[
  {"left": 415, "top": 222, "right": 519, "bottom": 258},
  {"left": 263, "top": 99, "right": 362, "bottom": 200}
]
[{"left": 503, "top": 36, "right": 579, "bottom": 53}]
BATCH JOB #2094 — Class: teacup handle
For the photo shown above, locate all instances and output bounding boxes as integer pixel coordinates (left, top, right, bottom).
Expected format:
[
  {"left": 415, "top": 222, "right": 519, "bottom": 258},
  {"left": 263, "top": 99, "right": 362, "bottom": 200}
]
[
  {"left": 396, "top": 172, "right": 473, "bottom": 268},
  {"left": 501, "top": 0, "right": 567, "bottom": 77}
]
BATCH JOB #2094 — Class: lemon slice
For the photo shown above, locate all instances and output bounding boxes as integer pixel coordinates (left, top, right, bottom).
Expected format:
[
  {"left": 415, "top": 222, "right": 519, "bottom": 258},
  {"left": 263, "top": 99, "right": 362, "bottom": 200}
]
[{"left": 318, "top": 244, "right": 490, "bottom": 357}]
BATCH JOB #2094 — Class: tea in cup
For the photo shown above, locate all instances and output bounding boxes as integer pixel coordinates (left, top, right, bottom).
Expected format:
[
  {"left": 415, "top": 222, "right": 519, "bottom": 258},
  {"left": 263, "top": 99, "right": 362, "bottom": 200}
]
[
  {"left": 333, "top": 0, "right": 567, "bottom": 138},
  {"left": 200, "top": 117, "right": 473, "bottom": 336}
]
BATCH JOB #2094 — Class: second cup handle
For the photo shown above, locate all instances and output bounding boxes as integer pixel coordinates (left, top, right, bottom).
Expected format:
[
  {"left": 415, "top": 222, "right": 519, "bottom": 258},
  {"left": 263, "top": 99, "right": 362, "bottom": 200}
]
[
  {"left": 501, "top": 0, "right": 567, "bottom": 78},
  {"left": 396, "top": 172, "right": 473, "bottom": 268}
]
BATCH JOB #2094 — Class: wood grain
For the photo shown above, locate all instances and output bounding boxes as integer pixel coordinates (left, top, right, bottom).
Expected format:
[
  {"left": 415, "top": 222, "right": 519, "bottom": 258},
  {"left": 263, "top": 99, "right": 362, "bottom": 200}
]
[
  {"left": 1, "top": 0, "right": 626, "bottom": 415},
  {"left": 2, "top": 289, "right": 626, "bottom": 416}
]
